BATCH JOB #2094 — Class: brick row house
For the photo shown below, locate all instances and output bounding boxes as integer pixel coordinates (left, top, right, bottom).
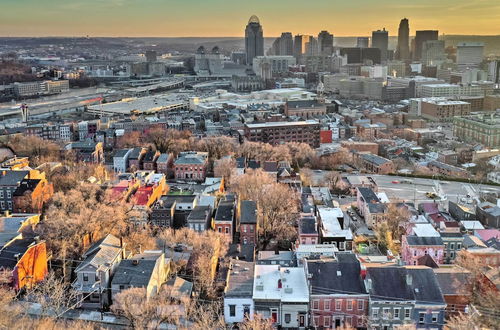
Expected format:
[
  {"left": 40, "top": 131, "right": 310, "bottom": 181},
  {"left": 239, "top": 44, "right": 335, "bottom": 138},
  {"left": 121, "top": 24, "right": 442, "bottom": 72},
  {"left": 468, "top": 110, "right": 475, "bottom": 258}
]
[{"left": 306, "top": 253, "right": 369, "bottom": 329}]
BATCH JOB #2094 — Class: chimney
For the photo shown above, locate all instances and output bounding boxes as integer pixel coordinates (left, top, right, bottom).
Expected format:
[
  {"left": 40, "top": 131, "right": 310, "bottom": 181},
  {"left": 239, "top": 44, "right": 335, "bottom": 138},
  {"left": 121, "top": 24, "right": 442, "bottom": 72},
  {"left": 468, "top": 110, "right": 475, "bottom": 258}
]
[
  {"left": 360, "top": 265, "right": 367, "bottom": 280},
  {"left": 278, "top": 279, "right": 282, "bottom": 289},
  {"left": 406, "top": 274, "right": 412, "bottom": 286}
]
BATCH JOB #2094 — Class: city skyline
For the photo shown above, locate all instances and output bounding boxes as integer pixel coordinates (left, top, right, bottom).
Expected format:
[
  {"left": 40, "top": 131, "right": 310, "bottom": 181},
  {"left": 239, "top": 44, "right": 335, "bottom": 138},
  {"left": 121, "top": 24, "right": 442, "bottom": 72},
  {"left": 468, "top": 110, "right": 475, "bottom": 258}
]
[{"left": 1, "top": 0, "right": 500, "bottom": 37}]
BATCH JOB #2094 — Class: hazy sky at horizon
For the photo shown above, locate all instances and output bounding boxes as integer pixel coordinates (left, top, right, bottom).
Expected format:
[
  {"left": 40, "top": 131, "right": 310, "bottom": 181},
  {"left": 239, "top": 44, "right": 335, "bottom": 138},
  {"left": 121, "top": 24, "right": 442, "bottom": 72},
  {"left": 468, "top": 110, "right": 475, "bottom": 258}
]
[{"left": 1, "top": 0, "right": 499, "bottom": 37}]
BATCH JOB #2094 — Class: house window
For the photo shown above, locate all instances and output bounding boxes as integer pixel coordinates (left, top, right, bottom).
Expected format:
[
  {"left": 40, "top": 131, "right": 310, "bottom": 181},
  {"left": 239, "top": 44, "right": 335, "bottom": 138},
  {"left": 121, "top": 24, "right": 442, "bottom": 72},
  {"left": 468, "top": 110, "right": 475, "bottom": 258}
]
[
  {"left": 450, "top": 243, "right": 455, "bottom": 250},
  {"left": 0, "top": 191, "right": 3, "bottom": 198},
  {"left": 325, "top": 300, "right": 330, "bottom": 311},
  {"left": 0, "top": 201, "right": 4, "bottom": 209},
  {"left": 413, "top": 250, "right": 417, "bottom": 257},
  {"left": 346, "top": 316, "right": 352, "bottom": 326},
  {"left": 119, "top": 285, "right": 125, "bottom": 290},
  {"left": 314, "top": 316, "right": 320, "bottom": 327},
  {"left": 383, "top": 308, "right": 390, "bottom": 319},
  {"left": 450, "top": 304, "right": 456, "bottom": 312},
  {"left": 313, "top": 300, "right": 319, "bottom": 310},
  {"left": 83, "top": 274, "right": 88, "bottom": 282},
  {"left": 432, "top": 313, "right": 438, "bottom": 323},
  {"left": 6, "top": 191, "right": 11, "bottom": 198},
  {"left": 457, "top": 243, "right": 461, "bottom": 250},
  {"left": 218, "top": 227, "right": 222, "bottom": 233},
  {"left": 424, "top": 250, "right": 428, "bottom": 255},
  {"left": 358, "top": 299, "right": 364, "bottom": 310},
  {"left": 324, "top": 316, "right": 331, "bottom": 327},
  {"left": 225, "top": 227, "right": 229, "bottom": 234},
  {"left": 243, "top": 226, "right": 247, "bottom": 233},
  {"left": 229, "top": 305, "right": 236, "bottom": 317},
  {"left": 394, "top": 308, "right": 400, "bottom": 319},
  {"left": 405, "top": 308, "right": 411, "bottom": 319},
  {"left": 372, "top": 308, "right": 379, "bottom": 318},
  {"left": 434, "top": 250, "right": 438, "bottom": 257},
  {"left": 347, "top": 300, "right": 353, "bottom": 310},
  {"left": 336, "top": 299, "right": 342, "bottom": 310},
  {"left": 285, "top": 313, "right": 291, "bottom": 323},
  {"left": 339, "top": 241, "right": 345, "bottom": 250},
  {"left": 419, "top": 312, "right": 425, "bottom": 323}
]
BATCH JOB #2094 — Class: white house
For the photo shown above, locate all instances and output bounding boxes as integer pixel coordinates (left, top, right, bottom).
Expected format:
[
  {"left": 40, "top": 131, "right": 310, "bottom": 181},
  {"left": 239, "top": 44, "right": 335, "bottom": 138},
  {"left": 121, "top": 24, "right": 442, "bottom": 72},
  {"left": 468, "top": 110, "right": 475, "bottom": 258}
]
[
  {"left": 113, "top": 149, "right": 132, "bottom": 173},
  {"left": 73, "top": 234, "right": 124, "bottom": 308},
  {"left": 253, "top": 264, "right": 309, "bottom": 328},
  {"left": 224, "top": 260, "right": 255, "bottom": 324}
]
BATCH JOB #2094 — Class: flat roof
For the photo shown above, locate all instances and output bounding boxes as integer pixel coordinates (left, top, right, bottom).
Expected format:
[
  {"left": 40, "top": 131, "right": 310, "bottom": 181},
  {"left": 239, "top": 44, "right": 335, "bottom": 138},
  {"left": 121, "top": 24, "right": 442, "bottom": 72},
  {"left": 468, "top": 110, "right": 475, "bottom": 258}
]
[
  {"left": 253, "top": 264, "right": 309, "bottom": 302},
  {"left": 245, "top": 120, "right": 319, "bottom": 129}
]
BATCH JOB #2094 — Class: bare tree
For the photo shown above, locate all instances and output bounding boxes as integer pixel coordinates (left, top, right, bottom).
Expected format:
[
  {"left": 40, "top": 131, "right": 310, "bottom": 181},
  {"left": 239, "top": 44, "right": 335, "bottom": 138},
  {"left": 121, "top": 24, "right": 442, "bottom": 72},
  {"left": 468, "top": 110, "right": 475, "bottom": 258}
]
[
  {"left": 112, "top": 287, "right": 182, "bottom": 329},
  {"left": 258, "top": 183, "right": 299, "bottom": 244},
  {"left": 38, "top": 184, "right": 136, "bottom": 260},
  {"left": 239, "top": 314, "right": 274, "bottom": 330},
  {"left": 26, "top": 271, "right": 79, "bottom": 316},
  {"left": 230, "top": 169, "right": 274, "bottom": 201},
  {"left": 213, "top": 157, "right": 236, "bottom": 184}
]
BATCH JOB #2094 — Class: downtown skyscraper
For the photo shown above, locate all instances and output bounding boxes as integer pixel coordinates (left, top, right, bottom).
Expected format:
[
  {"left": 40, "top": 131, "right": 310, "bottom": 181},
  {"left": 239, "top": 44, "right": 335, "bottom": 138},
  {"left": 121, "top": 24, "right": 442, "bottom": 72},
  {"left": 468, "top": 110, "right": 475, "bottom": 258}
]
[
  {"left": 372, "top": 28, "right": 388, "bottom": 62},
  {"left": 245, "top": 15, "right": 264, "bottom": 65},
  {"left": 396, "top": 18, "right": 410, "bottom": 60}
]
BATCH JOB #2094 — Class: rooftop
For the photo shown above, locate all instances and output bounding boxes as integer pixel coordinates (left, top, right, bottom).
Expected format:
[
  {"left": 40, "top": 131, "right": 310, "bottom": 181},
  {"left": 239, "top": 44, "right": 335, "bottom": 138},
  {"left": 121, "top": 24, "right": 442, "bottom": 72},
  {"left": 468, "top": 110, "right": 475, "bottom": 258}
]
[
  {"left": 225, "top": 260, "right": 255, "bottom": 298},
  {"left": 253, "top": 264, "right": 309, "bottom": 302}
]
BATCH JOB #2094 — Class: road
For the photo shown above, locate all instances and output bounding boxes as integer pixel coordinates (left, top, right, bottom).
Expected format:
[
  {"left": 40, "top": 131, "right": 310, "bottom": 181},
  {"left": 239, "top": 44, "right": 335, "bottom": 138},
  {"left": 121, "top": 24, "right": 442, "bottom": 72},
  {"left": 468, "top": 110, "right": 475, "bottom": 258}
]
[{"left": 311, "top": 170, "right": 500, "bottom": 209}]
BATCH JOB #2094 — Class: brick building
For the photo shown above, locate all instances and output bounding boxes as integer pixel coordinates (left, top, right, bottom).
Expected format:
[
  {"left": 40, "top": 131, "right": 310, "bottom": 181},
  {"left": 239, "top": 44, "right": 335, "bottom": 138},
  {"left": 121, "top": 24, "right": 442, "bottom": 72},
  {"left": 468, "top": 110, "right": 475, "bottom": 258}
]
[
  {"left": 306, "top": 253, "right": 369, "bottom": 329},
  {"left": 174, "top": 152, "right": 209, "bottom": 182},
  {"left": 244, "top": 121, "right": 320, "bottom": 147},
  {"left": 238, "top": 200, "right": 257, "bottom": 245},
  {"left": 284, "top": 100, "right": 327, "bottom": 119}
]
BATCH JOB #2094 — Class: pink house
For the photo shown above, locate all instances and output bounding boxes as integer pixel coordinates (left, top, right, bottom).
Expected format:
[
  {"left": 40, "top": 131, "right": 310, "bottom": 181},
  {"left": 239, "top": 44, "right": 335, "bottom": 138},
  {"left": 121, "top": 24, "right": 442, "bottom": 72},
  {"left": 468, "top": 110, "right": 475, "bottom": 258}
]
[
  {"left": 297, "top": 215, "right": 319, "bottom": 246},
  {"left": 401, "top": 235, "right": 445, "bottom": 266}
]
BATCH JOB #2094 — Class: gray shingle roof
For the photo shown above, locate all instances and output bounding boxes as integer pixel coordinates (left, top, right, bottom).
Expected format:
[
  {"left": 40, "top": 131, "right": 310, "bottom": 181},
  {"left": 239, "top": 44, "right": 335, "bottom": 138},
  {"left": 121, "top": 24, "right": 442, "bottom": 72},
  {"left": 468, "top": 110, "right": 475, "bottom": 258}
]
[
  {"left": 406, "top": 236, "right": 444, "bottom": 246},
  {"left": 0, "top": 170, "right": 29, "bottom": 186},
  {"left": 113, "top": 149, "right": 131, "bottom": 158},
  {"left": 111, "top": 259, "right": 157, "bottom": 287},
  {"left": 308, "top": 253, "right": 366, "bottom": 295},
  {"left": 240, "top": 200, "right": 257, "bottom": 224},
  {"left": 357, "top": 187, "right": 380, "bottom": 204},
  {"left": 76, "top": 234, "right": 122, "bottom": 272}
]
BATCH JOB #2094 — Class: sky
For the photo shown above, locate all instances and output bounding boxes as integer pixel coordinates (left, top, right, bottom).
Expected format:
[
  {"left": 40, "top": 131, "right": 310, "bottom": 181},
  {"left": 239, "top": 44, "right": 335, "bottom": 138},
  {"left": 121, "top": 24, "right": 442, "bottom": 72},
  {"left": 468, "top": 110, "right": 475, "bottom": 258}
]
[{"left": 1, "top": 0, "right": 499, "bottom": 37}]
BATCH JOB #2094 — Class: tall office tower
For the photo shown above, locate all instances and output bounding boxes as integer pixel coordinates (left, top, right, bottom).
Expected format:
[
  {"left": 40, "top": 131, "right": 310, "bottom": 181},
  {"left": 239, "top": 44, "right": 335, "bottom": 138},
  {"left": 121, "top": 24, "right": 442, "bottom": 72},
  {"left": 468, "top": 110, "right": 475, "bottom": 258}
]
[
  {"left": 305, "top": 36, "right": 319, "bottom": 56},
  {"left": 488, "top": 60, "right": 500, "bottom": 83},
  {"left": 421, "top": 40, "right": 445, "bottom": 66},
  {"left": 413, "top": 30, "right": 438, "bottom": 61},
  {"left": 372, "top": 28, "right": 389, "bottom": 62},
  {"left": 457, "top": 42, "right": 484, "bottom": 69},
  {"left": 318, "top": 30, "right": 334, "bottom": 55},
  {"left": 293, "top": 35, "right": 305, "bottom": 59},
  {"left": 396, "top": 18, "right": 410, "bottom": 60},
  {"left": 245, "top": 15, "right": 264, "bottom": 65},
  {"left": 357, "top": 37, "right": 369, "bottom": 48},
  {"left": 279, "top": 32, "right": 294, "bottom": 56},
  {"left": 145, "top": 50, "right": 157, "bottom": 63}
]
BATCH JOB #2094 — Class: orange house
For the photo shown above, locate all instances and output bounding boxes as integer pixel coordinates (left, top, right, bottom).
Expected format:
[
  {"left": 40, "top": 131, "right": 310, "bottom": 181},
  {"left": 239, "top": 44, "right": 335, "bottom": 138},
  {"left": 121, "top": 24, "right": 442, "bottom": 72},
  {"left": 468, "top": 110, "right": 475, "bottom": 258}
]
[
  {"left": 13, "top": 178, "right": 54, "bottom": 213},
  {"left": 0, "top": 238, "right": 48, "bottom": 290}
]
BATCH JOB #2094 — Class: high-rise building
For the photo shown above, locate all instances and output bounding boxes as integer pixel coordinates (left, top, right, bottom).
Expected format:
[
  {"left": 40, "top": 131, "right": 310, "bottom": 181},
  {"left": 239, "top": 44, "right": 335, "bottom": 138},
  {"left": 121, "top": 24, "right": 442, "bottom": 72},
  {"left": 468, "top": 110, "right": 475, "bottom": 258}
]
[
  {"left": 413, "top": 30, "right": 438, "bottom": 61},
  {"left": 318, "top": 30, "right": 334, "bottom": 55},
  {"left": 145, "top": 50, "right": 157, "bottom": 63},
  {"left": 488, "top": 60, "right": 500, "bottom": 83},
  {"left": 194, "top": 46, "right": 224, "bottom": 76},
  {"left": 305, "top": 36, "right": 319, "bottom": 56},
  {"left": 457, "top": 42, "right": 484, "bottom": 69},
  {"left": 356, "top": 37, "right": 369, "bottom": 48},
  {"left": 372, "top": 28, "right": 389, "bottom": 62},
  {"left": 270, "top": 32, "right": 294, "bottom": 56},
  {"left": 396, "top": 18, "right": 410, "bottom": 60},
  {"left": 245, "top": 15, "right": 264, "bottom": 66},
  {"left": 293, "top": 34, "right": 309, "bottom": 60},
  {"left": 421, "top": 40, "right": 445, "bottom": 66}
]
